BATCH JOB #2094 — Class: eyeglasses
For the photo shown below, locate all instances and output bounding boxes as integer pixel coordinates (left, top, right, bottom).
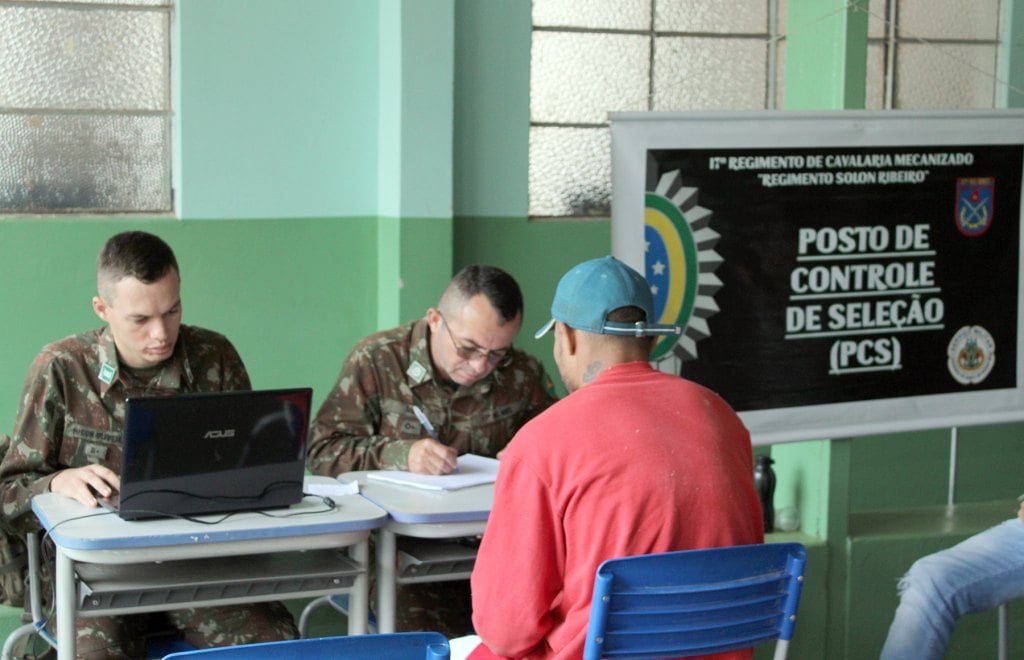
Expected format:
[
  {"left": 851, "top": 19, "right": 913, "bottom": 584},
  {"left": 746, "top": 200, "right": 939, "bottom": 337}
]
[{"left": 438, "top": 311, "right": 514, "bottom": 368}]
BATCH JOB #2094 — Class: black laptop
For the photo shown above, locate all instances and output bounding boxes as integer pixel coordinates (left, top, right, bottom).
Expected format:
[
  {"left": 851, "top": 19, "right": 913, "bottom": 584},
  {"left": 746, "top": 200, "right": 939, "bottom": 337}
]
[{"left": 111, "top": 387, "right": 312, "bottom": 521}]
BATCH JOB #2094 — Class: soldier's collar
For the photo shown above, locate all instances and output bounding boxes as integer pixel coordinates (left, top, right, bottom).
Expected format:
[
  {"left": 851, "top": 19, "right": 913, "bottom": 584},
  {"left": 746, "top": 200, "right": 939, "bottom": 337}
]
[
  {"left": 96, "top": 328, "right": 119, "bottom": 394},
  {"left": 95, "top": 326, "right": 192, "bottom": 392},
  {"left": 406, "top": 320, "right": 435, "bottom": 386}
]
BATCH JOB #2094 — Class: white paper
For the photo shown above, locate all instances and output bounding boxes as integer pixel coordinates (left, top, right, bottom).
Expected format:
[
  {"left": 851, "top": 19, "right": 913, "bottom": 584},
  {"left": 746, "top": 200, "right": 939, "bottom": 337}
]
[
  {"left": 307, "top": 479, "right": 360, "bottom": 498},
  {"left": 364, "top": 454, "right": 500, "bottom": 491}
]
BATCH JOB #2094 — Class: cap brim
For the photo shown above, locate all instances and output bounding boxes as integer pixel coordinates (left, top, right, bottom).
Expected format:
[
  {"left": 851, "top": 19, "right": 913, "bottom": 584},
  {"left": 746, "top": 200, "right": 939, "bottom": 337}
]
[{"left": 534, "top": 317, "right": 556, "bottom": 339}]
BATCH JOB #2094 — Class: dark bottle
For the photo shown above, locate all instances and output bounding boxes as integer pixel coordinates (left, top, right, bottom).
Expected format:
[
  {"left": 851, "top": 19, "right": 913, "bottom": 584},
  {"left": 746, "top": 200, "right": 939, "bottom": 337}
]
[{"left": 754, "top": 455, "right": 776, "bottom": 533}]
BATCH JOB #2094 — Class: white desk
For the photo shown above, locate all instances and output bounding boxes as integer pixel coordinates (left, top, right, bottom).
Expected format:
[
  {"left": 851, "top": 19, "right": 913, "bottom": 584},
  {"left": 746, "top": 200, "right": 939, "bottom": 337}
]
[
  {"left": 31, "top": 476, "right": 388, "bottom": 659},
  {"left": 344, "top": 471, "right": 494, "bottom": 633}
]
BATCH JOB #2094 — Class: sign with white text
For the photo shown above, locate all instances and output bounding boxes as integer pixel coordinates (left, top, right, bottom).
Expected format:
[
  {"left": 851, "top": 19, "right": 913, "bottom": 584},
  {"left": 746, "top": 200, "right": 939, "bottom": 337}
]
[{"left": 611, "top": 111, "right": 1024, "bottom": 444}]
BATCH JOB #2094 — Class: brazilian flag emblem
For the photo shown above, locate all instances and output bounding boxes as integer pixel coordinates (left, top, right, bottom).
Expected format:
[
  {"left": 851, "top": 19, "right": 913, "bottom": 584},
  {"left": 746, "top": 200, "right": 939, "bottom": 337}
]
[{"left": 644, "top": 172, "right": 722, "bottom": 365}]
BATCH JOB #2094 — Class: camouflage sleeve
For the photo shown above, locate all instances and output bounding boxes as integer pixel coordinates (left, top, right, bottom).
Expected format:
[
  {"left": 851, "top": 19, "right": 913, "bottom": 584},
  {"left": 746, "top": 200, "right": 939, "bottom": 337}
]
[
  {"left": 306, "top": 349, "right": 414, "bottom": 475},
  {"left": 220, "top": 338, "right": 252, "bottom": 391},
  {"left": 0, "top": 353, "right": 65, "bottom": 535},
  {"left": 518, "top": 356, "right": 558, "bottom": 428},
  {"left": 189, "top": 328, "right": 252, "bottom": 392},
  {"left": 512, "top": 352, "right": 561, "bottom": 435}
]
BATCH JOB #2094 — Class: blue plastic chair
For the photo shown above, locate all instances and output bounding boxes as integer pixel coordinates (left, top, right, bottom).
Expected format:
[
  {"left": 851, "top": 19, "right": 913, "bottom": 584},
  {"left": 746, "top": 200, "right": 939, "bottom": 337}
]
[
  {"left": 161, "top": 632, "right": 450, "bottom": 659},
  {"left": 583, "top": 542, "right": 807, "bottom": 660}
]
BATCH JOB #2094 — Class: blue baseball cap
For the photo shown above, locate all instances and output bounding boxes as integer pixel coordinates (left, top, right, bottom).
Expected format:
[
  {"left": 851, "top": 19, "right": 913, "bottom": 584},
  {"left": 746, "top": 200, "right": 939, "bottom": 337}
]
[{"left": 535, "top": 256, "right": 683, "bottom": 339}]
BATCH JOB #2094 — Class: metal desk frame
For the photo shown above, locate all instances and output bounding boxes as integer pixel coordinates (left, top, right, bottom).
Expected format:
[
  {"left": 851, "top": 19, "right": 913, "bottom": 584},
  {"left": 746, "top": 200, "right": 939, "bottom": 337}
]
[
  {"left": 25, "top": 477, "right": 387, "bottom": 659},
  {"left": 348, "top": 472, "right": 494, "bottom": 634}
]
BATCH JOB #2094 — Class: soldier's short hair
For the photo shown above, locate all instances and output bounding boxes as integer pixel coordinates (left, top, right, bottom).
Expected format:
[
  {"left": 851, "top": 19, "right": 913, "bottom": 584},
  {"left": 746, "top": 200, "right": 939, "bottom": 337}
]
[
  {"left": 441, "top": 265, "right": 523, "bottom": 323},
  {"left": 96, "top": 231, "right": 179, "bottom": 300}
]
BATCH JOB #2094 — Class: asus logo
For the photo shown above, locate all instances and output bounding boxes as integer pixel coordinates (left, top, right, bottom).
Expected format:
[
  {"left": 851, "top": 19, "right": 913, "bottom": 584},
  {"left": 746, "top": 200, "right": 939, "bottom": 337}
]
[{"left": 204, "top": 429, "right": 236, "bottom": 439}]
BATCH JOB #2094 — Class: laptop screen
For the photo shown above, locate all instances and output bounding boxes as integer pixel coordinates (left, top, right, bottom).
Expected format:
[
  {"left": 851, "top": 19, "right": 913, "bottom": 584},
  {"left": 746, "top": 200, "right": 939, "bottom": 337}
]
[{"left": 118, "top": 387, "right": 312, "bottom": 520}]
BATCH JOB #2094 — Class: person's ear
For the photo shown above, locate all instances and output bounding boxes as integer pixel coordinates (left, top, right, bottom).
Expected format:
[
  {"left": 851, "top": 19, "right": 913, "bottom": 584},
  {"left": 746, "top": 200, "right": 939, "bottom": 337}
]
[
  {"left": 426, "top": 307, "right": 443, "bottom": 330},
  {"left": 556, "top": 322, "right": 578, "bottom": 356},
  {"left": 92, "top": 295, "right": 110, "bottom": 323}
]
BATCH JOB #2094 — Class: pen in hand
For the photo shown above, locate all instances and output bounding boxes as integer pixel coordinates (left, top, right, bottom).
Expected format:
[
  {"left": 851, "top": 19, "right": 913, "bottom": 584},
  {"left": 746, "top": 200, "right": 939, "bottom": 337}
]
[
  {"left": 412, "top": 405, "right": 439, "bottom": 441},
  {"left": 412, "top": 405, "right": 459, "bottom": 473}
]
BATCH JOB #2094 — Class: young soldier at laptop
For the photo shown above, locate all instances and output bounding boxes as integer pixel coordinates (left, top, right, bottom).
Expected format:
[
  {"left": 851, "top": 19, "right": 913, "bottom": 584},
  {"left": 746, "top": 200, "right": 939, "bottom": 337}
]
[
  {"left": 0, "top": 231, "right": 298, "bottom": 658},
  {"left": 308, "top": 264, "right": 557, "bottom": 636}
]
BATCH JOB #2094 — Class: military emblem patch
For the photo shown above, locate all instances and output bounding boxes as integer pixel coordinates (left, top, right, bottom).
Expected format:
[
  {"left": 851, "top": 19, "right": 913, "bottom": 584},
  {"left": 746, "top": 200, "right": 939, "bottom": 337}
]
[
  {"left": 406, "top": 360, "right": 428, "bottom": 384},
  {"left": 947, "top": 325, "right": 995, "bottom": 385},
  {"left": 955, "top": 177, "right": 994, "bottom": 237},
  {"left": 98, "top": 362, "right": 116, "bottom": 385}
]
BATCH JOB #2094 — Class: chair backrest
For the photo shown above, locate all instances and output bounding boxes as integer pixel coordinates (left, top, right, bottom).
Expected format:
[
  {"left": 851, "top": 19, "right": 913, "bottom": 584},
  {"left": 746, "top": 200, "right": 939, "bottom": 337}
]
[
  {"left": 583, "top": 542, "right": 807, "bottom": 660},
  {"left": 162, "top": 632, "right": 450, "bottom": 660}
]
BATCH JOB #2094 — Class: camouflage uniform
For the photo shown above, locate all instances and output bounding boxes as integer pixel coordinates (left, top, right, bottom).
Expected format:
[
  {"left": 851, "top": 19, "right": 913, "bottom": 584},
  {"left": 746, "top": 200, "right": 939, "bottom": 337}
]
[
  {"left": 307, "top": 319, "right": 556, "bottom": 636},
  {"left": 0, "top": 325, "right": 298, "bottom": 658},
  {"left": 308, "top": 319, "right": 556, "bottom": 474}
]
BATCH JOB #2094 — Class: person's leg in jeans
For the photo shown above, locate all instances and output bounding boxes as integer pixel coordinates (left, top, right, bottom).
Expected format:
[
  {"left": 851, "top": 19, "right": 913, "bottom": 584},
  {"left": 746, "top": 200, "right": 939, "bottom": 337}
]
[{"left": 880, "top": 517, "right": 1024, "bottom": 660}]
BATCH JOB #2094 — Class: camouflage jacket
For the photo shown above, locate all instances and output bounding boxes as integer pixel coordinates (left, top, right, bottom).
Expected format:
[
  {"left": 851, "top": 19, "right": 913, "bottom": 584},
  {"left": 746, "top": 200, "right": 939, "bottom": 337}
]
[
  {"left": 307, "top": 319, "right": 556, "bottom": 474},
  {"left": 0, "top": 324, "right": 250, "bottom": 533}
]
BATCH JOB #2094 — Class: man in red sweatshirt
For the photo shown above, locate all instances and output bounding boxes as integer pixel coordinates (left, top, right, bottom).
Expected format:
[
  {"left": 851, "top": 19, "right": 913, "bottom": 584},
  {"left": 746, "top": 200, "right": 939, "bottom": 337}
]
[{"left": 461, "top": 255, "right": 764, "bottom": 659}]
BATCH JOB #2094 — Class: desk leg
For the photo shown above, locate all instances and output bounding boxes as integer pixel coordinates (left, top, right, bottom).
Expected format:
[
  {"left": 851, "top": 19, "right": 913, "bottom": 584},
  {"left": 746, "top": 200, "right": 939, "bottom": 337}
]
[
  {"left": 347, "top": 539, "right": 368, "bottom": 635},
  {"left": 55, "top": 549, "right": 75, "bottom": 660},
  {"left": 376, "top": 529, "right": 397, "bottom": 634}
]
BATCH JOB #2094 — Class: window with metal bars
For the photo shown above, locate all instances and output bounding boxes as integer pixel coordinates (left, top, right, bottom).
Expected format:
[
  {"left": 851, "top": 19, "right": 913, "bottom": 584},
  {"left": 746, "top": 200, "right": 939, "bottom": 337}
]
[
  {"left": 0, "top": 0, "right": 173, "bottom": 214},
  {"left": 528, "top": 0, "right": 1003, "bottom": 219}
]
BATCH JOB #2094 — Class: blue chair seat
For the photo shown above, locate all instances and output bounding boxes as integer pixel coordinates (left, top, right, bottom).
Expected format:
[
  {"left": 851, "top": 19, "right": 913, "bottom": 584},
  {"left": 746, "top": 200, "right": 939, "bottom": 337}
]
[{"left": 161, "top": 632, "right": 449, "bottom": 659}]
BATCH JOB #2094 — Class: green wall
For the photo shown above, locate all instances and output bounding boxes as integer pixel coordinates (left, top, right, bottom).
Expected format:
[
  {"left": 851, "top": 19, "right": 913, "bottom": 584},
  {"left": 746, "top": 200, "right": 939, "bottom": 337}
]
[
  {"left": 452, "top": 0, "right": 530, "bottom": 216},
  {"left": 453, "top": 217, "right": 612, "bottom": 389},
  {"left": 176, "top": 0, "right": 381, "bottom": 219},
  {"left": 0, "top": 0, "right": 583, "bottom": 429},
  {"left": 0, "top": 218, "right": 381, "bottom": 424},
  {"left": 450, "top": 0, "right": 613, "bottom": 385},
  {"left": 2, "top": 1, "right": 1023, "bottom": 657},
  {"left": 779, "top": 1, "right": 1024, "bottom": 657}
]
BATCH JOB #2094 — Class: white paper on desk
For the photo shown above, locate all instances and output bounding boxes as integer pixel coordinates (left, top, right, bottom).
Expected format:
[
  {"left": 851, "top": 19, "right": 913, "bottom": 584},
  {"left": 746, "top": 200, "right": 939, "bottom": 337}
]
[
  {"left": 307, "top": 479, "right": 360, "bottom": 498},
  {"left": 364, "top": 454, "right": 500, "bottom": 491}
]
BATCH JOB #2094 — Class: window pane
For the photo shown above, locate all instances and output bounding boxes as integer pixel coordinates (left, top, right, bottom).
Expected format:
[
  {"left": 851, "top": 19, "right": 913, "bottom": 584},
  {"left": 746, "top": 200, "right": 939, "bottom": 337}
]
[
  {"left": 528, "top": 0, "right": 1003, "bottom": 219},
  {"left": 533, "top": 0, "right": 651, "bottom": 30},
  {"left": 656, "top": 0, "right": 768, "bottom": 33},
  {"left": 865, "top": 42, "right": 887, "bottom": 109},
  {"left": 653, "top": 37, "right": 767, "bottom": 110},
  {"left": 774, "top": 38, "right": 786, "bottom": 109},
  {"left": 899, "top": 0, "right": 1000, "bottom": 40},
  {"left": 0, "top": 113, "right": 171, "bottom": 212},
  {"left": 0, "top": 5, "right": 168, "bottom": 111},
  {"left": 895, "top": 43, "right": 997, "bottom": 108},
  {"left": 529, "top": 126, "right": 611, "bottom": 217},
  {"left": 867, "top": 0, "right": 889, "bottom": 39},
  {"left": 532, "top": 32, "right": 649, "bottom": 124}
]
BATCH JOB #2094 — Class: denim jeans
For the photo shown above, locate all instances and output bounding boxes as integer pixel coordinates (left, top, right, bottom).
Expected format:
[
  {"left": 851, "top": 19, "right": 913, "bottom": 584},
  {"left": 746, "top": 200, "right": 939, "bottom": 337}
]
[{"left": 880, "top": 517, "right": 1024, "bottom": 660}]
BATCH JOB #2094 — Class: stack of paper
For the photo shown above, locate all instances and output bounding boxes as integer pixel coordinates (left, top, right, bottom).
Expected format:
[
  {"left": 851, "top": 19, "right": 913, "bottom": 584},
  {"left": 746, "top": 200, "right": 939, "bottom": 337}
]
[{"left": 363, "top": 454, "right": 500, "bottom": 491}]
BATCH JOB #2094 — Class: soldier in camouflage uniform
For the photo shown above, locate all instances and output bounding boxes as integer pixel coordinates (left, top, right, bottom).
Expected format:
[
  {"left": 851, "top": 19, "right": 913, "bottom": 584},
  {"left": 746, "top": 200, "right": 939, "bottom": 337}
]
[
  {"left": 308, "top": 264, "right": 557, "bottom": 636},
  {"left": 0, "top": 231, "right": 297, "bottom": 658}
]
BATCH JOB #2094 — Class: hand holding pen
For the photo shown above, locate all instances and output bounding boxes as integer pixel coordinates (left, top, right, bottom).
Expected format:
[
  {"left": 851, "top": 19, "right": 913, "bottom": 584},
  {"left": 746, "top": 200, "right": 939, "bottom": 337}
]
[
  {"left": 408, "top": 405, "right": 459, "bottom": 475},
  {"left": 413, "top": 405, "right": 440, "bottom": 441}
]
